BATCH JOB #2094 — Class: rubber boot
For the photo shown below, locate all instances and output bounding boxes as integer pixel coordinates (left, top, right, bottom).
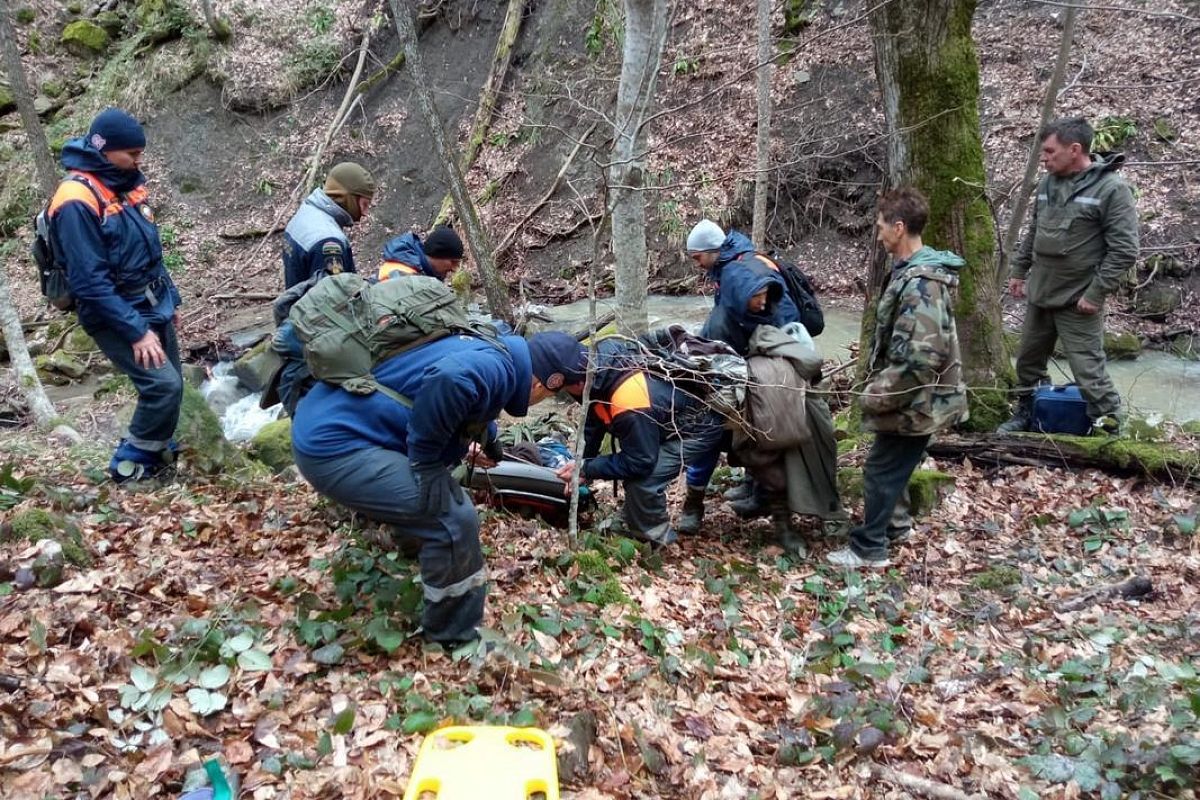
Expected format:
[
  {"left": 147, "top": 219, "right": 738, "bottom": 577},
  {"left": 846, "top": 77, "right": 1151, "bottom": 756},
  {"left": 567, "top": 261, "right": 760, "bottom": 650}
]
[
  {"left": 730, "top": 483, "right": 770, "bottom": 519},
  {"left": 722, "top": 478, "right": 753, "bottom": 502},
  {"left": 996, "top": 396, "right": 1033, "bottom": 434},
  {"left": 769, "top": 496, "right": 806, "bottom": 557},
  {"left": 676, "top": 486, "right": 706, "bottom": 535}
]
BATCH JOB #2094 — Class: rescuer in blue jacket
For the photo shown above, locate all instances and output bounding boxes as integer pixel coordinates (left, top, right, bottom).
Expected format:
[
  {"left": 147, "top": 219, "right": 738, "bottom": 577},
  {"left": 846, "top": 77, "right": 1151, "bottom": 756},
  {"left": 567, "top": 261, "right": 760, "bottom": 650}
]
[
  {"left": 290, "top": 331, "right": 577, "bottom": 645},
  {"left": 378, "top": 226, "right": 464, "bottom": 281},
  {"left": 527, "top": 333, "right": 725, "bottom": 548},
  {"left": 49, "top": 108, "right": 183, "bottom": 482},
  {"left": 281, "top": 162, "right": 376, "bottom": 289}
]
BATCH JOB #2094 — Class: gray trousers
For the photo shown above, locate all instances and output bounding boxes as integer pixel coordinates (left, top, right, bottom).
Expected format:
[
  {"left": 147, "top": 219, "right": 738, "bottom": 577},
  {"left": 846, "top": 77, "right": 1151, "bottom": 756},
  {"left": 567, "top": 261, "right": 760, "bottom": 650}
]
[
  {"left": 1014, "top": 304, "right": 1121, "bottom": 418},
  {"left": 622, "top": 409, "right": 726, "bottom": 545},
  {"left": 293, "top": 446, "right": 486, "bottom": 644}
]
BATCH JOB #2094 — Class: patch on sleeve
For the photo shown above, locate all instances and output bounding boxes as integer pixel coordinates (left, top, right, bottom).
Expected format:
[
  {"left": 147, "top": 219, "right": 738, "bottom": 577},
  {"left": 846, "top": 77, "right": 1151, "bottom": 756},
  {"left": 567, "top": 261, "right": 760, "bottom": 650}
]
[{"left": 322, "top": 242, "right": 345, "bottom": 274}]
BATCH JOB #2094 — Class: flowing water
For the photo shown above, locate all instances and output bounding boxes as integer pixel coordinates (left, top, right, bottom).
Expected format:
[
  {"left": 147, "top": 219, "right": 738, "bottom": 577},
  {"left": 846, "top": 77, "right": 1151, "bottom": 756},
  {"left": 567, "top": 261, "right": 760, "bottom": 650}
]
[
  {"left": 538, "top": 295, "right": 1200, "bottom": 424},
  {"left": 205, "top": 294, "right": 1200, "bottom": 439}
]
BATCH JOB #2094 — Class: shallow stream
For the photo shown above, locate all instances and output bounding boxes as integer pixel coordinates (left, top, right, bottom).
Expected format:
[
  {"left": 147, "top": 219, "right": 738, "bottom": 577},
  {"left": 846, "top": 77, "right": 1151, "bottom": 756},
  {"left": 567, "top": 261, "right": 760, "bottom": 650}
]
[{"left": 205, "top": 294, "right": 1200, "bottom": 440}]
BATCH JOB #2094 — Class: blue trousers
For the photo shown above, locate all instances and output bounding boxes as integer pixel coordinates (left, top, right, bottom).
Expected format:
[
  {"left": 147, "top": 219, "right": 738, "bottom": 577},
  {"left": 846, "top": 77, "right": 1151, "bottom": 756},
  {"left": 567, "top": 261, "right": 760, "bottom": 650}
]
[
  {"left": 623, "top": 409, "right": 726, "bottom": 544},
  {"left": 293, "top": 446, "right": 486, "bottom": 644},
  {"left": 91, "top": 322, "right": 183, "bottom": 451}
]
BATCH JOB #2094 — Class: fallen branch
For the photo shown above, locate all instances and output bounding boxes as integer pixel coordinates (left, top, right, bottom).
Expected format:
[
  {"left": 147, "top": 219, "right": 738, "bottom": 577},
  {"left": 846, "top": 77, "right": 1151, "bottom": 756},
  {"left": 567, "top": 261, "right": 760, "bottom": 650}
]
[
  {"left": 927, "top": 433, "right": 1200, "bottom": 484},
  {"left": 493, "top": 121, "right": 598, "bottom": 259},
  {"left": 869, "top": 765, "right": 987, "bottom": 800},
  {"left": 303, "top": 28, "right": 372, "bottom": 192},
  {"left": 573, "top": 311, "right": 616, "bottom": 340},
  {"left": 1057, "top": 575, "right": 1153, "bottom": 613},
  {"left": 209, "top": 293, "right": 277, "bottom": 302},
  {"left": 219, "top": 226, "right": 284, "bottom": 241}
]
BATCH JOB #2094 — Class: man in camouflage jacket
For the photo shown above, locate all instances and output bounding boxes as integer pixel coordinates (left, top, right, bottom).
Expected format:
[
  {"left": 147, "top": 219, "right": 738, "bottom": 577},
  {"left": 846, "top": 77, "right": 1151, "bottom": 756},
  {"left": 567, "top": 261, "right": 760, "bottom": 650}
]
[
  {"left": 828, "top": 188, "right": 968, "bottom": 569},
  {"left": 1000, "top": 117, "right": 1139, "bottom": 435}
]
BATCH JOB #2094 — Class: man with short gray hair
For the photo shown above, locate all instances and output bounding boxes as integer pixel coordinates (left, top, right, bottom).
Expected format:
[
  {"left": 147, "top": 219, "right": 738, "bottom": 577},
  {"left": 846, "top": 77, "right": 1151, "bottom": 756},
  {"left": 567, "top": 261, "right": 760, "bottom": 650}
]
[{"left": 999, "top": 117, "right": 1139, "bottom": 435}]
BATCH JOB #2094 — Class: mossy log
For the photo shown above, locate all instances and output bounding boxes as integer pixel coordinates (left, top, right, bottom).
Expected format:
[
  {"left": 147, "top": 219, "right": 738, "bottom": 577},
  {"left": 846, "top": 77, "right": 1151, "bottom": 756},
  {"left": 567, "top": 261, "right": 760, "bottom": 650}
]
[
  {"left": 927, "top": 433, "right": 1200, "bottom": 484},
  {"left": 431, "top": 0, "right": 526, "bottom": 226}
]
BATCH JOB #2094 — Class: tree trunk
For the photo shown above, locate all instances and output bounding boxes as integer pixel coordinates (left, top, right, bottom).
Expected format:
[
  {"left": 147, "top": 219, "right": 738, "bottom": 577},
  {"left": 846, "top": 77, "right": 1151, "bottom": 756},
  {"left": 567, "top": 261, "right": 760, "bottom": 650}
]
[
  {"left": 0, "top": 6, "right": 57, "bottom": 197},
  {"left": 387, "top": 0, "right": 514, "bottom": 324},
  {"left": 199, "top": 0, "right": 232, "bottom": 41},
  {"left": 432, "top": 0, "right": 526, "bottom": 227},
  {"left": 868, "top": 0, "right": 1009, "bottom": 429},
  {"left": 609, "top": 0, "right": 668, "bottom": 337},
  {"left": 0, "top": 266, "right": 58, "bottom": 429},
  {"left": 751, "top": 0, "right": 773, "bottom": 249},
  {"left": 997, "top": 1, "right": 1079, "bottom": 284}
]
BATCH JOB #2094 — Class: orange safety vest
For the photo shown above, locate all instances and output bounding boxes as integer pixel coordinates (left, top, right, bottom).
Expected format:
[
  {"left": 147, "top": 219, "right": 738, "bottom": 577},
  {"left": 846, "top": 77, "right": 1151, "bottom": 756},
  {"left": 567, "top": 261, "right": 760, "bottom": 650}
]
[
  {"left": 378, "top": 260, "right": 422, "bottom": 281},
  {"left": 591, "top": 372, "right": 652, "bottom": 425},
  {"left": 48, "top": 170, "right": 148, "bottom": 220}
]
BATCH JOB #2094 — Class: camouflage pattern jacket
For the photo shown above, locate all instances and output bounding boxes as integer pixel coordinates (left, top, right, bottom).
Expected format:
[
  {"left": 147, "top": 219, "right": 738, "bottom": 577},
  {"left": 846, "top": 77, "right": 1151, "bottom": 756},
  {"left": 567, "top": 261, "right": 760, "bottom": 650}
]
[{"left": 861, "top": 247, "right": 969, "bottom": 435}]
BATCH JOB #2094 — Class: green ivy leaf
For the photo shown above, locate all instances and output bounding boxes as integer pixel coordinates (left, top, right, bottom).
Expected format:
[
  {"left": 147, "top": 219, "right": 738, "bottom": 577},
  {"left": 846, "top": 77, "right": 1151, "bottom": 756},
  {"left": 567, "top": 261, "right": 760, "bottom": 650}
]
[
  {"left": 312, "top": 643, "right": 345, "bottom": 665},
  {"left": 1170, "top": 743, "right": 1200, "bottom": 765},
  {"left": 238, "top": 648, "right": 274, "bottom": 672},
  {"left": 1067, "top": 509, "right": 1093, "bottom": 528},
  {"left": 401, "top": 711, "right": 439, "bottom": 734},
  {"left": 1019, "top": 754, "right": 1075, "bottom": 783},
  {"left": 373, "top": 628, "right": 405, "bottom": 653},
  {"left": 1174, "top": 515, "right": 1197, "bottom": 535},
  {"left": 332, "top": 705, "right": 356, "bottom": 735},
  {"left": 316, "top": 731, "right": 332, "bottom": 758},
  {"left": 186, "top": 688, "right": 228, "bottom": 716},
  {"left": 198, "top": 664, "right": 231, "bottom": 689},
  {"left": 130, "top": 665, "right": 157, "bottom": 693},
  {"left": 510, "top": 707, "right": 537, "bottom": 727},
  {"left": 223, "top": 630, "right": 255, "bottom": 655},
  {"left": 1073, "top": 759, "right": 1102, "bottom": 791}
]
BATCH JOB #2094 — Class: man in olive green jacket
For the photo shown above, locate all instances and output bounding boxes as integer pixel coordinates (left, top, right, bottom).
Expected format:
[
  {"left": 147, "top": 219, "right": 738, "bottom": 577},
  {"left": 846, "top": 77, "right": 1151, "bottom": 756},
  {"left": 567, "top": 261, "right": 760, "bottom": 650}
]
[
  {"left": 827, "top": 188, "right": 968, "bottom": 569},
  {"left": 1000, "top": 117, "right": 1140, "bottom": 435}
]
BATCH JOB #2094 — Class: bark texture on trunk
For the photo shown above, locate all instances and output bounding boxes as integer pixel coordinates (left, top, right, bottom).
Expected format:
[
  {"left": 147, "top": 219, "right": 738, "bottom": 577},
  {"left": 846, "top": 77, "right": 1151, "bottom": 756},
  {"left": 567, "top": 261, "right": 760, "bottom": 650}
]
[
  {"left": 0, "top": 266, "right": 58, "bottom": 429},
  {"left": 388, "top": 0, "right": 514, "bottom": 324},
  {"left": 0, "top": 6, "right": 57, "bottom": 196},
  {"left": 868, "top": 0, "right": 1010, "bottom": 428},
  {"left": 609, "top": 0, "right": 667, "bottom": 337},
  {"left": 751, "top": 0, "right": 773, "bottom": 249}
]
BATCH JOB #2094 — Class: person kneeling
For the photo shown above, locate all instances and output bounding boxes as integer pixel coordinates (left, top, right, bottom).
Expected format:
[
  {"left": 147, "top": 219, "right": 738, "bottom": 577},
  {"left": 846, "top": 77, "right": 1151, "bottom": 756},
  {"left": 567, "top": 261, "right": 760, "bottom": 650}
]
[
  {"left": 290, "top": 330, "right": 574, "bottom": 645},
  {"left": 528, "top": 332, "right": 726, "bottom": 548}
]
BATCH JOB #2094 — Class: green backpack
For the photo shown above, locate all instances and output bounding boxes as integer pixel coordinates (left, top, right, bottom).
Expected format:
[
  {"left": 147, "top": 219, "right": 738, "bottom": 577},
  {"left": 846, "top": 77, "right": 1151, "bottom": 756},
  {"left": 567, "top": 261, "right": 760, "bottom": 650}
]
[{"left": 288, "top": 273, "right": 504, "bottom": 407}]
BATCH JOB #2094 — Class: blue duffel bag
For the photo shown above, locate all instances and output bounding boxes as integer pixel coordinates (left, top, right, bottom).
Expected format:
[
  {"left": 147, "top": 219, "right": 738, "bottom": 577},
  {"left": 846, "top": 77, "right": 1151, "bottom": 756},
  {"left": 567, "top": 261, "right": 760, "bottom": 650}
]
[{"left": 1032, "top": 384, "right": 1091, "bottom": 435}]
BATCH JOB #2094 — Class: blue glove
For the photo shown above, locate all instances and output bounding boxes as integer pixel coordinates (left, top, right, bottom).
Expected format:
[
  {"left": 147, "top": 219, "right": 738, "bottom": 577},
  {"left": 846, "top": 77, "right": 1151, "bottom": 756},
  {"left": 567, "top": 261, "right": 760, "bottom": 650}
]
[{"left": 413, "top": 463, "right": 462, "bottom": 516}]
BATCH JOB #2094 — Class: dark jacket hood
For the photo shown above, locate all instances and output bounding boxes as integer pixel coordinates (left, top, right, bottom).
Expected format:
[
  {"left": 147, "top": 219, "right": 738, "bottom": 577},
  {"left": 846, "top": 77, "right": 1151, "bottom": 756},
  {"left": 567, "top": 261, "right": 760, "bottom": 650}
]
[
  {"left": 60, "top": 137, "right": 146, "bottom": 194},
  {"left": 381, "top": 232, "right": 436, "bottom": 278},
  {"left": 708, "top": 230, "right": 756, "bottom": 281},
  {"left": 893, "top": 246, "right": 964, "bottom": 287},
  {"left": 500, "top": 335, "right": 534, "bottom": 417},
  {"left": 718, "top": 256, "right": 784, "bottom": 329},
  {"left": 587, "top": 338, "right": 644, "bottom": 397}
]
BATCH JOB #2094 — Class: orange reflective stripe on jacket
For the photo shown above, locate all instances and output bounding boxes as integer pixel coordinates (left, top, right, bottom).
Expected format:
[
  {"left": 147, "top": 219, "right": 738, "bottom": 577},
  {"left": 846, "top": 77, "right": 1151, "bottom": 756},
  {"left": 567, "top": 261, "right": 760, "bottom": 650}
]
[
  {"left": 48, "top": 171, "right": 144, "bottom": 219},
  {"left": 379, "top": 260, "right": 421, "bottom": 281},
  {"left": 592, "top": 372, "right": 652, "bottom": 425}
]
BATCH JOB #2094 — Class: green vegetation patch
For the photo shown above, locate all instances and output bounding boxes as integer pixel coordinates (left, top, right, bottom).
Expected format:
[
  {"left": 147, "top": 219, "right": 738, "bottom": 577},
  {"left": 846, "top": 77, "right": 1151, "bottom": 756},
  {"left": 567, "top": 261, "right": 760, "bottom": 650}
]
[
  {"left": 4, "top": 508, "right": 92, "bottom": 566},
  {"left": 249, "top": 419, "right": 294, "bottom": 473},
  {"left": 61, "top": 20, "right": 111, "bottom": 55}
]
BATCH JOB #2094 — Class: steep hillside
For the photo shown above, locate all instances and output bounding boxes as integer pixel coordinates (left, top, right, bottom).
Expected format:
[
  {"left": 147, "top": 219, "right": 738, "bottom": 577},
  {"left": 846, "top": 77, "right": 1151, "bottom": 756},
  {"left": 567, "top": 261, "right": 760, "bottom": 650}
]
[{"left": 1, "top": 0, "right": 1197, "bottom": 356}]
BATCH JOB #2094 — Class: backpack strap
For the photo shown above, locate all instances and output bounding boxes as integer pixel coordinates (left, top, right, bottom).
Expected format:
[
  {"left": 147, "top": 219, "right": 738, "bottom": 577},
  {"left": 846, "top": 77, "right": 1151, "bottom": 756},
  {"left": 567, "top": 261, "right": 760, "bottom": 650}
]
[{"left": 48, "top": 173, "right": 110, "bottom": 220}]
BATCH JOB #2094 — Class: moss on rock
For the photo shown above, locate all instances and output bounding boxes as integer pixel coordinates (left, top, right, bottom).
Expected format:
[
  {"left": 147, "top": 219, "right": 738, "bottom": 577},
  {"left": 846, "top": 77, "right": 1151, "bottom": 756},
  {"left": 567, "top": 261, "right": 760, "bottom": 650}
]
[
  {"left": 61, "top": 20, "right": 110, "bottom": 56},
  {"left": 1103, "top": 331, "right": 1142, "bottom": 360},
  {"left": 962, "top": 385, "right": 1010, "bottom": 433},
  {"left": 173, "top": 384, "right": 246, "bottom": 475},
  {"left": 249, "top": 418, "right": 293, "bottom": 472},
  {"left": 5, "top": 508, "right": 92, "bottom": 566},
  {"left": 971, "top": 564, "right": 1021, "bottom": 590},
  {"left": 907, "top": 469, "right": 956, "bottom": 516}
]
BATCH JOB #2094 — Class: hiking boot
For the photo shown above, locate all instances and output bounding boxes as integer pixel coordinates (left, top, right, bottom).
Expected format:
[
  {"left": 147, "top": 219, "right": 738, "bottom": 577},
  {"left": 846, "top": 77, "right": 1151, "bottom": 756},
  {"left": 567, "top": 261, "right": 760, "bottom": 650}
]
[
  {"left": 1091, "top": 415, "right": 1122, "bottom": 437},
  {"left": 676, "top": 486, "right": 706, "bottom": 535},
  {"left": 996, "top": 397, "right": 1033, "bottom": 434},
  {"left": 723, "top": 480, "right": 753, "bottom": 502},
  {"left": 826, "top": 547, "right": 891, "bottom": 569},
  {"left": 886, "top": 527, "right": 912, "bottom": 545},
  {"left": 109, "top": 439, "right": 171, "bottom": 484},
  {"left": 730, "top": 485, "right": 770, "bottom": 520},
  {"left": 769, "top": 499, "right": 807, "bottom": 557}
]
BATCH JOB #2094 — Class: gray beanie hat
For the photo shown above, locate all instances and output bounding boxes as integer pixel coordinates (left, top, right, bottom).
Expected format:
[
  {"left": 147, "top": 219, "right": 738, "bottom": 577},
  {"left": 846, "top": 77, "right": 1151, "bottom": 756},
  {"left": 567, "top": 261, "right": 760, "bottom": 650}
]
[{"left": 686, "top": 219, "right": 725, "bottom": 252}]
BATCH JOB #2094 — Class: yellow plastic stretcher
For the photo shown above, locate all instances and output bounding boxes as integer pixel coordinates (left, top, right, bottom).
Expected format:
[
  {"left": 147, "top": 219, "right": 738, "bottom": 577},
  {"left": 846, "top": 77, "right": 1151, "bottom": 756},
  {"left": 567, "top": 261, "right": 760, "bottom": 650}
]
[{"left": 403, "top": 725, "right": 560, "bottom": 800}]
